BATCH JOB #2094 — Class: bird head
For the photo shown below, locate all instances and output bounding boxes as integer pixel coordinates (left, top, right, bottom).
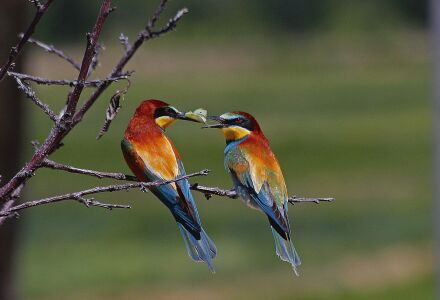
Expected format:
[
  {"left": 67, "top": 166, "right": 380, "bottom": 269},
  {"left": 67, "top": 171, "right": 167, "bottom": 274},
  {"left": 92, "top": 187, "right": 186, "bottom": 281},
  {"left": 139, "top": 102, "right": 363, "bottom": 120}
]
[
  {"left": 136, "top": 99, "right": 205, "bottom": 130},
  {"left": 203, "top": 111, "right": 262, "bottom": 142}
]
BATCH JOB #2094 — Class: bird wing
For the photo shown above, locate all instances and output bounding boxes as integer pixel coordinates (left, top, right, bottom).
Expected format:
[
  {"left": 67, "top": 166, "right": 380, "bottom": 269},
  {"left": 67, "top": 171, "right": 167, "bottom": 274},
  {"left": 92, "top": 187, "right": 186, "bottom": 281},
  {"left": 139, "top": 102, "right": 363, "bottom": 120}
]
[
  {"left": 121, "top": 137, "right": 201, "bottom": 237},
  {"left": 225, "top": 140, "right": 290, "bottom": 238}
]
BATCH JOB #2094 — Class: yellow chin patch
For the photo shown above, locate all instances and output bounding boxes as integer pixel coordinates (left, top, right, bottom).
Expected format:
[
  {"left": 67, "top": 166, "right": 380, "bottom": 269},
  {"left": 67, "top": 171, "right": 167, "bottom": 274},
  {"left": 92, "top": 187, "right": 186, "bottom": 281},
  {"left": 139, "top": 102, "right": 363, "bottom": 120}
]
[
  {"left": 155, "top": 116, "right": 176, "bottom": 129},
  {"left": 221, "top": 126, "right": 250, "bottom": 141}
]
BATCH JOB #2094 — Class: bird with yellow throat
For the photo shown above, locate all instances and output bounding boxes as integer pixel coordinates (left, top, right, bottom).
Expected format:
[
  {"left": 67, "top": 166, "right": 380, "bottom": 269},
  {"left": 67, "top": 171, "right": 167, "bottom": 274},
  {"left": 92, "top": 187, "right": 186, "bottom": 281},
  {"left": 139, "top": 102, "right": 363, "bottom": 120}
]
[
  {"left": 204, "top": 111, "right": 301, "bottom": 275},
  {"left": 121, "top": 99, "right": 216, "bottom": 272}
]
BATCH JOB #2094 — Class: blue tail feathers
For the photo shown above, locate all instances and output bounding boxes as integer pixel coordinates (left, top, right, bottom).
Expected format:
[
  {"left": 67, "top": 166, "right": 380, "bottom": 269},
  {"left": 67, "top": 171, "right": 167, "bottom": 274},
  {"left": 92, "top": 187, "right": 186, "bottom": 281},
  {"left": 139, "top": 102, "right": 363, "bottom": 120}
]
[
  {"left": 271, "top": 227, "right": 301, "bottom": 276},
  {"left": 178, "top": 224, "right": 217, "bottom": 273}
]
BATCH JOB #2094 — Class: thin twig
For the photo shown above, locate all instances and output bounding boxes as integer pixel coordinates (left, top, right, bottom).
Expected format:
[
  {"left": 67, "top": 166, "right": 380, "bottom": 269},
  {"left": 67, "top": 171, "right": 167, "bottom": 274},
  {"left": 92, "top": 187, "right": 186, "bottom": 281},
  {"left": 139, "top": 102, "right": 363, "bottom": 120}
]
[
  {"left": 190, "top": 183, "right": 334, "bottom": 204},
  {"left": 148, "top": 0, "right": 168, "bottom": 29},
  {"left": 0, "top": 0, "right": 56, "bottom": 81},
  {"left": 148, "top": 8, "right": 189, "bottom": 38},
  {"left": 23, "top": 35, "right": 81, "bottom": 71},
  {"left": 119, "top": 33, "right": 130, "bottom": 52},
  {"left": 287, "top": 196, "right": 335, "bottom": 204},
  {"left": 9, "top": 71, "right": 131, "bottom": 87},
  {"left": 0, "top": 170, "right": 209, "bottom": 217},
  {"left": 42, "top": 158, "right": 137, "bottom": 181},
  {"left": 87, "top": 43, "right": 104, "bottom": 78},
  {"left": 14, "top": 77, "right": 57, "bottom": 121},
  {"left": 191, "top": 183, "right": 237, "bottom": 199}
]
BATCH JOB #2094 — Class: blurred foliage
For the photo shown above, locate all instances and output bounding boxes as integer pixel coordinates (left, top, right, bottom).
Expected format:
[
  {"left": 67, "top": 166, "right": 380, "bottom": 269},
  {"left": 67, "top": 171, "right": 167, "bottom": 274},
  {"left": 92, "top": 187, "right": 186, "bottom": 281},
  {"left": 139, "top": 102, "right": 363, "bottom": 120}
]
[{"left": 38, "top": 0, "right": 428, "bottom": 42}]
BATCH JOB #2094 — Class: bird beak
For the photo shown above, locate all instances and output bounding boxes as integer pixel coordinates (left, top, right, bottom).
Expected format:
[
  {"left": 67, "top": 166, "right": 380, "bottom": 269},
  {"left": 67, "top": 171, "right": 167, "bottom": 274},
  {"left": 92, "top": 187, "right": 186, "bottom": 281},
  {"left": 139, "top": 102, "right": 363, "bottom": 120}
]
[{"left": 202, "top": 116, "right": 227, "bottom": 128}]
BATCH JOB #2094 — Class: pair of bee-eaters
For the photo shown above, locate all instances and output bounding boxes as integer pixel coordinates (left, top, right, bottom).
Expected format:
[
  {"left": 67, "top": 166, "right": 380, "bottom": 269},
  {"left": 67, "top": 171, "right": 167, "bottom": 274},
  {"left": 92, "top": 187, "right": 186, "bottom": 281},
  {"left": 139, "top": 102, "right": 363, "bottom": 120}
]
[{"left": 121, "top": 99, "right": 301, "bottom": 275}]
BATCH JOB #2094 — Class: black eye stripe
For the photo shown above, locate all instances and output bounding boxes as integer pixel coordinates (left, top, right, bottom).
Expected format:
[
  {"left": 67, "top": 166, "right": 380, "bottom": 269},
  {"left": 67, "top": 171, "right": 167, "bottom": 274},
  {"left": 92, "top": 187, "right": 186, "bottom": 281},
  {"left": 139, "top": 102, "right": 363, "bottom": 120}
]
[
  {"left": 154, "top": 106, "right": 175, "bottom": 118},
  {"left": 226, "top": 116, "right": 253, "bottom": 131}
]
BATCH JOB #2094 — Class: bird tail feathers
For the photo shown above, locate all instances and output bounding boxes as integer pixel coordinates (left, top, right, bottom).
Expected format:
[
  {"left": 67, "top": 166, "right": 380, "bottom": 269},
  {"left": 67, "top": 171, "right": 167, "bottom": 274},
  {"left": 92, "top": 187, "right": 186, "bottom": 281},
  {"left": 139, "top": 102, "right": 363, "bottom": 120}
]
[
  {"left": 178, "top": 224, "right": 217, "bottom": 273},
  {"left": 271, "top": 226, "right": 301, "bottom": 276}
]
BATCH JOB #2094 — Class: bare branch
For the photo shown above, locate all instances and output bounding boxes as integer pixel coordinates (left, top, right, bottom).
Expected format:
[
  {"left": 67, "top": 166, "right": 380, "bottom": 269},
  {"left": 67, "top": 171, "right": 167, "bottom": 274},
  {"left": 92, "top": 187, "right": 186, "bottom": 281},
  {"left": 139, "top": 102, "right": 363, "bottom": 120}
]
[
  {"left": 23, "top": 35, "right": 81, "bottom": 71},
  {"left": 0, "top": 0, "right": 188, "bottom": 201},
  {"left": 190, "top": 183, "right": 335, "bottom": 204},
  {"left": 9, "top": 71, "right": 131, "bottom": 87},
  {"left": 0, "top": 0, "right": 56, "bottom": 81},
  {"left": 40, "top": 159, "right": 334, "bottom": 206},
  {"left": 14, "top": 77, "right": 57, "bottom": 121},
  {"left": 72, "top": 4, "right": 189, "bottom": 126},
  {"left": 0, "top": 170, "right": 209, "bottom": 217},
  {"left": 287, "top": 196, "right": 335, "bottom": 204},
  {"left": 63, "top": 0, "right": 112, "bottom": 116},
  {"left": 42, "top": 159, "right": 137, "bottom": 181},
  {"left": 77, "top": 197, "right": 130, "bottom": 210},
  {"left": 148, "top": 8, "right": 189, "bottom": 38},
  {"left": 148, "top": 0, "right": 168, "bottom": 29},
  {"left": 0, "top": 0, "right": 113, "bottom": 201},
  {"left": 191, "top": 183, "right": 237, "bottom": 199}
]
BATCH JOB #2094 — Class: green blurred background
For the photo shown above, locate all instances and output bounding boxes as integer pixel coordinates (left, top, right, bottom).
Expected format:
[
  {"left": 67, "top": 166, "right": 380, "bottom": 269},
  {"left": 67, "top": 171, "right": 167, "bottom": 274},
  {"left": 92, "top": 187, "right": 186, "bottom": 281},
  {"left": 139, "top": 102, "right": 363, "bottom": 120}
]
[{"left": 9, "top": 0, "right": 435, "bottom": 299}]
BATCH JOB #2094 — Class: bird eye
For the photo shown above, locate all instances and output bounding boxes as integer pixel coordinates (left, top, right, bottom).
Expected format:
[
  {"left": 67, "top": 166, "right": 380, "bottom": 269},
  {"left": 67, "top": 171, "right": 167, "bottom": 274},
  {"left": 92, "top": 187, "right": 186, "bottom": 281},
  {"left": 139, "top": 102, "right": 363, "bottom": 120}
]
[{"left": 164, "top": 107, "right": 175, "bottom": 115}]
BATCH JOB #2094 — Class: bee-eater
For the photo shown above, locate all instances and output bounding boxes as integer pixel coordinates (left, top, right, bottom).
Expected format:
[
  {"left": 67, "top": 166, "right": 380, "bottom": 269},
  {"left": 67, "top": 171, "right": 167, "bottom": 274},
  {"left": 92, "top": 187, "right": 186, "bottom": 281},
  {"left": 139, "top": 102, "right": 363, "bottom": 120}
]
[
  {"left": 204, "top": 112, "right": 301, "bottom": 275},
  {"left": 121, "top": 99, "right": 216, "bottom": 272}
]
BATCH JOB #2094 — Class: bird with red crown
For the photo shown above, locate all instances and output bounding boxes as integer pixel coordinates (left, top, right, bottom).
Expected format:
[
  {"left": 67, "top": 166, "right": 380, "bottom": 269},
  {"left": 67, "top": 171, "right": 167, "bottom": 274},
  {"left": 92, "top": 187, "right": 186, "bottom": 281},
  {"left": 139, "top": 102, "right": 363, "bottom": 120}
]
[{"left": 121, "top": 99, "right": 216, "bottom": 272}]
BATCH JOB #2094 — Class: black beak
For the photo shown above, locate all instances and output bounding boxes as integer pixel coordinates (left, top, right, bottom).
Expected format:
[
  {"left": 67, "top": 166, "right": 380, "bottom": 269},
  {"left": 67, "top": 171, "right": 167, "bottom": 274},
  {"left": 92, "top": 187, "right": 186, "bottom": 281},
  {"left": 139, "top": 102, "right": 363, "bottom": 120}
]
[{"left": 202, "top": 116, "right": 227, "bottom": 128}]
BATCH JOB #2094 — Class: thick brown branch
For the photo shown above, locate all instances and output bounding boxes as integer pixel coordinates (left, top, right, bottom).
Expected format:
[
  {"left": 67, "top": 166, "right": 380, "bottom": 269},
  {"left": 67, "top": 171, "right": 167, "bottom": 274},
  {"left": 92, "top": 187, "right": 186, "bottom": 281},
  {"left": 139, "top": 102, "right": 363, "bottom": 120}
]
[
  {"left": 9, "top": 71, "right": 131, "bottom": 87},
  {"left": 63, "top": 0, "right": 112, "bottom": 116},
  {"left": 23, "top": 36, "right": 81, "bottom": 71},
  {"left": 0, "top": 0, "right": 112, "bottom": 201},
  {"left": 0, "top": 0, "right": 56, "bottom": 81},
  {"left": 0, "top": 170, "right": 209, "bottom": 217}
]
